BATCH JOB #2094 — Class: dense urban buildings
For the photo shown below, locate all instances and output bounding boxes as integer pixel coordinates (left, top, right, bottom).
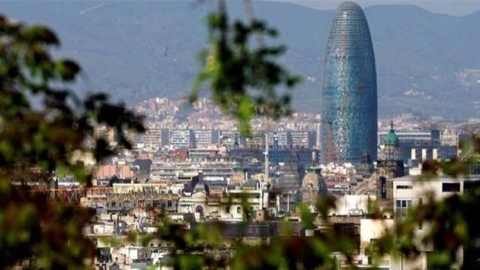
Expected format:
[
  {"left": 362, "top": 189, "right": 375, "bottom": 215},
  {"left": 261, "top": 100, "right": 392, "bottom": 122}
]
[
  {"left": 76, "top": 92, "right": 480, "bottom": 269},
  {"left": 320, "top": 2, "right": 378, "bottom": 164},
  {"left": 13, "top": 1, "right": 480, "bottom": 269}
]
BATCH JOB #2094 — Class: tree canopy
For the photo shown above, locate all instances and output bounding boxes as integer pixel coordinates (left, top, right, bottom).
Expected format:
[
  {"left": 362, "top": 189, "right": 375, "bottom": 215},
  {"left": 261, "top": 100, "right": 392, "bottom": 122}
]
[
  {"left": 0, "top": 14, "right": 144, "bottom": 268},
  {"left": 1, "top": 1, "right": 480, "bottom": 269}
]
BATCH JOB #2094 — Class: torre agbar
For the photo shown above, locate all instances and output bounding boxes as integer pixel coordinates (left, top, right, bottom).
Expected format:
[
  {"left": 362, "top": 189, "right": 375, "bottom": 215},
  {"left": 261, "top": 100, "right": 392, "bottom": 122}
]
[{"left": 320, "top": 2, "right": 378, "bottom": 164}]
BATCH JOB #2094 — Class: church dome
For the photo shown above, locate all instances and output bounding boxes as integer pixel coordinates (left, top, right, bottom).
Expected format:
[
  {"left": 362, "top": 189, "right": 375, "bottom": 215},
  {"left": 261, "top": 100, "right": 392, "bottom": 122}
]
[
  {"left": 184, "top": 174, "right": 210, "bottom": 195},
  {"left": 384, "top": 129, "right": 399, "bottom": 148}
]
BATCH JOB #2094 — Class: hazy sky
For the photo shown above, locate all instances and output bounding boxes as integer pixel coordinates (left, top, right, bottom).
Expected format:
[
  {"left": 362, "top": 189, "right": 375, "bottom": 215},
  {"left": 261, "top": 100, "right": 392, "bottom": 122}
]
[
  {"left": 266, "top": 0, "right": 480, "bottom": 15},
  {"left": 3, "top": 0, "right": 478, "bottom": 16}
]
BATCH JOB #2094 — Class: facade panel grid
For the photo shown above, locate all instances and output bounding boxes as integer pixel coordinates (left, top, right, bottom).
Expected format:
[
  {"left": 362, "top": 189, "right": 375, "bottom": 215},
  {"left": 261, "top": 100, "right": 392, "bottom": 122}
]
[{"left": 321, "top": 2, "right": 378, "bottom": 164}]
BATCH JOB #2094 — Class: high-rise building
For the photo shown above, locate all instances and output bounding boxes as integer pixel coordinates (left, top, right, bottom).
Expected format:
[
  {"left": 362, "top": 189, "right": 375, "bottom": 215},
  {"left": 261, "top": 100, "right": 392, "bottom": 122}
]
[
  {"left": 321, "top": 2, "right": 377, "bottom": 164},
  {"left": 170, "top": 129, "right": 194, "bottom": 149},
  {"left": 193, "top": 129, "right": 220, "bottom": 148}
]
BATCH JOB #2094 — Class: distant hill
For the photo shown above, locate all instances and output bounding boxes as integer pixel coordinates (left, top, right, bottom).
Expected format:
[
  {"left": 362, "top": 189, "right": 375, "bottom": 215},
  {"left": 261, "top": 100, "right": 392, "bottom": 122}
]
[{"left": 2, "top": 1, "right": 480, "bottom": 118}]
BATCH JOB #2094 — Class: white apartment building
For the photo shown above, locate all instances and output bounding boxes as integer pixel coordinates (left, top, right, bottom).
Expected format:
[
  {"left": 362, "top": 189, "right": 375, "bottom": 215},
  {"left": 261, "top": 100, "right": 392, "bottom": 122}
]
[
  {"left": 170, "top": 129, "right": 194, "bottom": 149},
  {"left": 178, "top": 184, "right": 270, "bottom": 222},
  {"left": 193, "top": 129, "right": 220, "bottom": 148},
  {"left": 387, "top": 175, "right": 471, "bottom": 269}
]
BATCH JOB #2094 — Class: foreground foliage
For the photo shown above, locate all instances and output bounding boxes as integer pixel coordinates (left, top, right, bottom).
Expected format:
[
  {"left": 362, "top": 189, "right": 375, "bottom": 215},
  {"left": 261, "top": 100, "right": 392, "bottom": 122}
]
[
  {"left": 0, "top": 15, "right": 144, "bottom": 268},
  {"left": 1, "top": 1, "right": 480, "bottom": 269},
  {"left": 191, "top": 0, "right": 300, "bottom": 134}
]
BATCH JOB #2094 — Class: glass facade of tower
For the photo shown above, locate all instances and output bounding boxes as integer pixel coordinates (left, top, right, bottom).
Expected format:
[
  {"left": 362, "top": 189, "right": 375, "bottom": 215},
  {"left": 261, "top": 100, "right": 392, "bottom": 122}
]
[{"left": 321, "top": 2, "right": 377, "bottom": 164}]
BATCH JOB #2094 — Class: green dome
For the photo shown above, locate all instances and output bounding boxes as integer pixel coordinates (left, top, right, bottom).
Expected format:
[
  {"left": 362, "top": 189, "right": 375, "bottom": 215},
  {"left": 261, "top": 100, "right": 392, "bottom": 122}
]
[{"left": 384, "top": 129, "right": 399, "bottom": 147}]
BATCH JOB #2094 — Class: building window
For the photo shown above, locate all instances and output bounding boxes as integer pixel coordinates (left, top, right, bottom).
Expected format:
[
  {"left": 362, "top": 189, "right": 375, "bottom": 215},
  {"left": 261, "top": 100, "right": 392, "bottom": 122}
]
[
  {"left": 396, "top": 185, "right": 412, "bottom": 189},
  {"left": 237, "top": 206, "right": 241, "bottom": 214},
  {"left": 395, "top": 199, "right": 412, "bottom": 218},
  {"left": 380, "top": 177, "right": 387, "bottom": 199},
  {"left": 442, "top": 183, "right": 460, "bottom": 192},
  {"left": 226, "top": 206, "right": 230, "bottom": 214}
]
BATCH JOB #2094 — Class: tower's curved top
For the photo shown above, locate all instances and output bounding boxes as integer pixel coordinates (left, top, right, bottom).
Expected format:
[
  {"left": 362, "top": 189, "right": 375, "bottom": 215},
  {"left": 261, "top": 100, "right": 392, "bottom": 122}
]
[
  {"left": 326, "top": 1, "right": 373, "bottom": 57},
  {"left": 320, "top": 1, "right": 377, "bottom": 164},
  {"left": 338, "top": 1, "right": 362, "bottom": 10}
]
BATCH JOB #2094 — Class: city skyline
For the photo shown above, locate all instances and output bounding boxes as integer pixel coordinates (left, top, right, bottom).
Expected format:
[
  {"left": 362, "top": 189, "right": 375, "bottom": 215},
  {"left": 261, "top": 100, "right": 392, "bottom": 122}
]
[{"left": 1, "top": 1, "right": 479, "bottom": 269}]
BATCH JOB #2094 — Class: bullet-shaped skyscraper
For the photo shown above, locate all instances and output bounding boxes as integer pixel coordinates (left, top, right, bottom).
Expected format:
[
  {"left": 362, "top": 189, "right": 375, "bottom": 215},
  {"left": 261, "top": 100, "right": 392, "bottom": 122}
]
[{"left": 321, "top": 2, "right": 377, "bottom": 164}]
